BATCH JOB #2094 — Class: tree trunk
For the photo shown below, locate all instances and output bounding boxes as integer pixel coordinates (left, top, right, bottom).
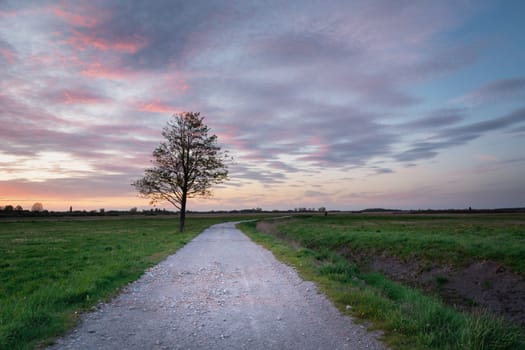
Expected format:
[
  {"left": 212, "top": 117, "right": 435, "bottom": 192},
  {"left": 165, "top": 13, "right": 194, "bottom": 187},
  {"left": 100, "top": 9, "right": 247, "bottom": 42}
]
[{"left": 179, "top": 192, "right": 187, "bottom": 233}]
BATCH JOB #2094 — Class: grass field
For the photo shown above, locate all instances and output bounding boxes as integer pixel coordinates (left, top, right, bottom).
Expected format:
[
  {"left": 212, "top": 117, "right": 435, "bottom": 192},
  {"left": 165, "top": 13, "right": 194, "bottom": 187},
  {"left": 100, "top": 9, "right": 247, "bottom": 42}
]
[
  {"left": 238, "top": 213, "right": 525, "bottom": 350},
  {"left": 0, "top": 216, "right": 245, "bottom": 350},
  {"left": 273, "top": 213, "right": 525, "bottom": 275},
  {"left": 3, "top": 213, "right": 523, "bottom": 349}
]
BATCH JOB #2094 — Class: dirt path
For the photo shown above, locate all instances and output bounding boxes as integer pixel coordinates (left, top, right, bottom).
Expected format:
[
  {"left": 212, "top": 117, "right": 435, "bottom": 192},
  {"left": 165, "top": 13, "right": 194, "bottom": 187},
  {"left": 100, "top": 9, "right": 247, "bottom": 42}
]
[{"left": 49, "top": 222, "right": 387, "bottom": 350}]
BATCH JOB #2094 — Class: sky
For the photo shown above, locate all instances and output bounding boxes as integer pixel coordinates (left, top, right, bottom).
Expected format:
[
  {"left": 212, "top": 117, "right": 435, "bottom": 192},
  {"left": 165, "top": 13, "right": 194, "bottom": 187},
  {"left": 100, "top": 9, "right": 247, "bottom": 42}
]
[{"left": 1, "top": 0, "right": 524, "bottom": 212}]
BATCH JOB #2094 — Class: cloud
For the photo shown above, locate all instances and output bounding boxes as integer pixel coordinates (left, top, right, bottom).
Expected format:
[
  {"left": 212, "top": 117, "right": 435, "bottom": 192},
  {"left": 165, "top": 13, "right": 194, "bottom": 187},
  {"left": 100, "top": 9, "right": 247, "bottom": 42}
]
[
  {"left": 399, "top": 108, "right": 465, "bottom": 129},
  {"left": 304, "top": 190, "right": 330, "bottom": 198},
  {"left": 265, "top": 161, "right": 301, "bottom": 173},
  {"left": 0, "top": 174, "right": 137, "bottom": 200},
  {"left": 52, "top": 0, "right": 237, "bottom": 70},
  {"left": 44, "top": 88, "right": 111, "bottom": 105},
  {"left": 51, "top": 2, "right": 148, "bottom": 56},
  {"left": 508, "top": 125, "right": 525, "bottom": 134},
  {"left": 51, "top": 3, "right": 103, "bottom": 28},
  {"left": 395, "top": 106, "right": 525, "bottom": 162},
  {"left": 452, "top": 78, "right": 525, "bottom": 106},
  {"left": 444, "top": 106, "right": 525, "bottom": 137},
  {"left": 370, "top": 167, "right": 394, "bottom": 175},
  {"left": 0, "top": 0, "right": 492, "bottom": 175},
  {"left": 66, "top": 29, "right": 148, "bottom": 54},
  {"left": 0, "top": 92, "right": 159, "bottom": 171},
  {"left": 0, "top": 151, "right": 96, "bottom": 181},
  {"left": 1, "top": 0, "right": 523, "bottom": 210},
  {"left": 251, "top": 31, "right": 358, "bottom": 67},
  {"left": 135, "top": 100, "right": 181, "bottom": 114},
  {"left": 0, "top": 38, "right": 16, "bottom": 64},
  {"left": 228, "top": 164, "right": 287, "bottom": 186},
  {"left": 395, "top": 142, "right": 442, "bottom": 162},
  {"left": 78, "top": 61, "right": 139, "bottom": 80}
]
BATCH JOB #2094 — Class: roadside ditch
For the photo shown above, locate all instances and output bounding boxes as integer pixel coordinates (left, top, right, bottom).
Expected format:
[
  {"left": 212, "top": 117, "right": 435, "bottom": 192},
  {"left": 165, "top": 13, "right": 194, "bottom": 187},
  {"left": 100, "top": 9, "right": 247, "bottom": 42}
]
[{"left": 256, "top": 219, "right": 525, "bottom": 329}]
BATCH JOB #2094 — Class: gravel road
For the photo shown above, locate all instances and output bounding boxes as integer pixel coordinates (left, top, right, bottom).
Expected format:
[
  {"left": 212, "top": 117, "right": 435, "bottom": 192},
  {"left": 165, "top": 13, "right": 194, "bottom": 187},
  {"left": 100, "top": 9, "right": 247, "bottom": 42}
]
[{"left": 50, "top": 222, "right": 388, "bottom": 350}]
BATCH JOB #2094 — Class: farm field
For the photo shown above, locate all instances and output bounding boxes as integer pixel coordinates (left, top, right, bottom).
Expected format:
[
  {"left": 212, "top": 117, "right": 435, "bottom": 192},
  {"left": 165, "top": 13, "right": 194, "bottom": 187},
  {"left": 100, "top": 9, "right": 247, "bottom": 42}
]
[
  {"left": 239, "top": 213, "right": 525, "bottom": 349},
  {"left": 0, "top": 215, "right": 252, "bottom": 350}
]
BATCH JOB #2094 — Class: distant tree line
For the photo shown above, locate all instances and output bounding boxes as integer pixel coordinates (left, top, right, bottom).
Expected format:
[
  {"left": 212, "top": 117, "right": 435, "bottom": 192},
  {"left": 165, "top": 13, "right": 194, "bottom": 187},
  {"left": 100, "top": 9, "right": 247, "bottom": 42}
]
[
  {"left": 0, "top": 206, "right": 179, "bottom": 218},
  {"left": 0, "top": 206, "right": 336, "bottom": 218},
  {"left": 294, "top": 207, "right": 327, "bottom": 213},
  {"left": 406, "top": 208, "right": 525, "bottom": 214},
  {"left": 2, "top": 205, "right": 523, "bottom": 219},
  {"left": 0, "top": 202, "right": 45, "bottom": 213}
]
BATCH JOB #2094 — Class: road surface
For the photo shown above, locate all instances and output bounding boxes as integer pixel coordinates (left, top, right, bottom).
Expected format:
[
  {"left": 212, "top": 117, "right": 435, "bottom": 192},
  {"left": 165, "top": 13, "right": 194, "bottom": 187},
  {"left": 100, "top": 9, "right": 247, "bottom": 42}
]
[{"left": 50, "top": 222, "right": 387, "bottom": 350}]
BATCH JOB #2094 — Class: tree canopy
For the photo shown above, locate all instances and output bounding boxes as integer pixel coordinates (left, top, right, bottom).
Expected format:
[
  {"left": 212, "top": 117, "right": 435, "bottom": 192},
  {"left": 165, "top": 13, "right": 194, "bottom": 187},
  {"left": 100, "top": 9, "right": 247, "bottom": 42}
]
[
  {"left": 132, "top": 112, "right": 229, "bottom": 232},
  {"left": 31, "top": 202, "right": 44, "bottom": 212}
]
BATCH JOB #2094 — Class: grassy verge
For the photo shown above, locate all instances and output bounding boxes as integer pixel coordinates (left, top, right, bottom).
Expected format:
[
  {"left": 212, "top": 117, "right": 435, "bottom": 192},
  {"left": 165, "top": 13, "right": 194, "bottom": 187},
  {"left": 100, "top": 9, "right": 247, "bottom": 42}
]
[
  {"left": 0, "top": 216, "right": 237, "bottom": 350},
  {"left": 238, "top": 218, "right": 525, "bottom": 350}
]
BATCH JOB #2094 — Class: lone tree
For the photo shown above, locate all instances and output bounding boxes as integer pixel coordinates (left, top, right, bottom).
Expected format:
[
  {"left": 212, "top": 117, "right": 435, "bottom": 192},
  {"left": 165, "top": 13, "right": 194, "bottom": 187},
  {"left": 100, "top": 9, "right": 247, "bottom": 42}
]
[{"left": 132, "top": 112, "right": 229, "bottom": 232}]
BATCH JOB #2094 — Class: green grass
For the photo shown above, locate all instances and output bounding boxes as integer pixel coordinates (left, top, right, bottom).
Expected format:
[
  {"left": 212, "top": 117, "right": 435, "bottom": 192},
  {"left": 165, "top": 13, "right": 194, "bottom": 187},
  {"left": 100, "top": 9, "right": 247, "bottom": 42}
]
[
  {"left": 238, "top": 215, "right": 525, "bottom": 350},
  {"left": 0, "top": 216, "right": 239, "bottom": 350},
  {"left": 276, "top": 213, "right": 525, "bottom": 276}
]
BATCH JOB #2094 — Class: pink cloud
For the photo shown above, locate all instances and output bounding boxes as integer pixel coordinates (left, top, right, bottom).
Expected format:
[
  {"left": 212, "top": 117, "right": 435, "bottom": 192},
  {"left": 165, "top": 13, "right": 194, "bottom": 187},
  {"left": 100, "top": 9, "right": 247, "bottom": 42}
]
[
  {"left": 52, "top": 7, "right": 99, "bottom": 28},
  {"left": 57, "top": 90, "right": 111, "bottom": 105},
  {"left": 66, "top": 29, "right": 147, "bottom": 53},
  {"left": 0, "top": 8, "right": 19, "bottom": 17},
  {"left": 135, "top": 100, "right": 180, "bottom": 114},
  {"left": 218, "top": 127, "right": 248, "bottom": 150},
  {"left": 0, "top": 47, "right": 16, "bottom": 64},
  {"left": 164, "top": 76, "right": 191, "bottom": 94},
  {"left": 81, "top": 62, "right": 132, "bottom": 79},
  {"left": 25, "top": 40, "right": 85, "bottom": 68},
  {"left": 28, "top": 53, "right": 56, "bottom": 66}
]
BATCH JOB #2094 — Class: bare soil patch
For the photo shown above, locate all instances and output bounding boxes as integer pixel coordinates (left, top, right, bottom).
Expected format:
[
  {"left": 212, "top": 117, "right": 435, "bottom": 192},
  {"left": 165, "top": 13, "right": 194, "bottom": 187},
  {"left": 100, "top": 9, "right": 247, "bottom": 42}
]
[{"left": 363, "top": 254, "right": 525, "bottom": 327}]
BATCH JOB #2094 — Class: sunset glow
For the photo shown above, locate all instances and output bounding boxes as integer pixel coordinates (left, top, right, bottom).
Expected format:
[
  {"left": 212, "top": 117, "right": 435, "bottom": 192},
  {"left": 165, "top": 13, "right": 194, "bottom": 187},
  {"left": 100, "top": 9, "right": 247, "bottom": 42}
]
[{"left": 1, "top": 1, "right": 524, "bottom": 212}]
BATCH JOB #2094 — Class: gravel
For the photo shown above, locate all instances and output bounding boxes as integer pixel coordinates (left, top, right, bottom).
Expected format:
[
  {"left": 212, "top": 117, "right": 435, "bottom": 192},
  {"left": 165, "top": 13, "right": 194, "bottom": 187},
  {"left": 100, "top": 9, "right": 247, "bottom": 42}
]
[{"left": 49, "top": 222, "right": 388, "bottom": 350}]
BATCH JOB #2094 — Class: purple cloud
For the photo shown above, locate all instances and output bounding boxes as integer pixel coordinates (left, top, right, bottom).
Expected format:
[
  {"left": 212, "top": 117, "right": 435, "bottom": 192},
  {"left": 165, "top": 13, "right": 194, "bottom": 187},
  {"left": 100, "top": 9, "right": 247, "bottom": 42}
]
[
  {"left": 453, "top": 78, "right": 525, "bottom": 106},
  {"left": 399, "top": 108, "right": 466, "bottom": 129},
  {"left": 395, "top": 106, "right": 525, "bottom": 162}
]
